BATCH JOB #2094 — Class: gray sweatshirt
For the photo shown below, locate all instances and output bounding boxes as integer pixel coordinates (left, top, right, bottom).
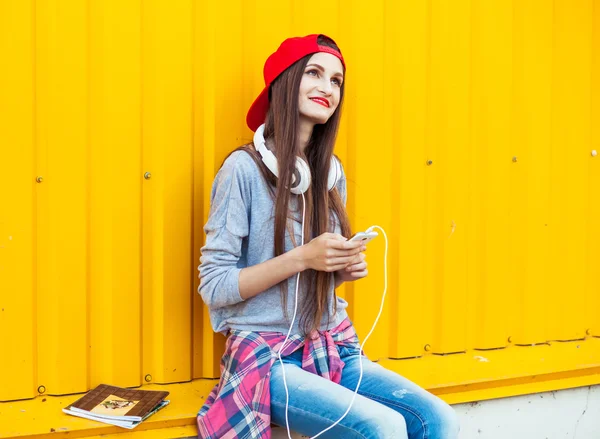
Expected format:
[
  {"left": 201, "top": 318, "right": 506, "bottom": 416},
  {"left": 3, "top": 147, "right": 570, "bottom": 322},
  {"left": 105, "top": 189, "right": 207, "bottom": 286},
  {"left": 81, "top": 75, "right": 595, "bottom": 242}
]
[{"left": 198, "top": 149, "right": 349, "bottom": 335}]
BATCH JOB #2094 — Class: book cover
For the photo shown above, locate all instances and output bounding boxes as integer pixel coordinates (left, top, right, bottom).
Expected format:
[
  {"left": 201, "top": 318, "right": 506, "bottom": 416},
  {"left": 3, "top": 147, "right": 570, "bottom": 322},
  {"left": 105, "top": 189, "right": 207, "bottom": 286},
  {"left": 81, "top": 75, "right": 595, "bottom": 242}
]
[
  {"left": 66, "top": 384, "right": 169, "bottom": 422},
  {"left": 63, "top": 400, "right": 170, "bottom": 429}
]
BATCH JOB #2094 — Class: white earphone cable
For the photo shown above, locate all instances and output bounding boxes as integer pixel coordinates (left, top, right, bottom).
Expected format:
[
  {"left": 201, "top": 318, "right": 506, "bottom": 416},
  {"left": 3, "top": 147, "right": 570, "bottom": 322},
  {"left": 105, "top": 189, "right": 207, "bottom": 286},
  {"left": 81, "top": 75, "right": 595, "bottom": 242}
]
[
  {"left": 276, "top": 192, "right": 307, "bottom": 439},
  {"left": 275, "top": 189, "right": 388, "bottom": 438}
]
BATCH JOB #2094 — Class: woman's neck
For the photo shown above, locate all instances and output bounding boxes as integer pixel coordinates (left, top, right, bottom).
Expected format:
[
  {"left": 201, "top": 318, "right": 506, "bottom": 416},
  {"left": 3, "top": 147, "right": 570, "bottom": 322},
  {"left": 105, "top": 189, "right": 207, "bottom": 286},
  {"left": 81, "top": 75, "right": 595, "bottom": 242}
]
[
  {"left": 298, "top": 119, "right": 314, "bottom": 153},
  {"left": 264, "top": 120, "right": 314, "bottom": 154}
]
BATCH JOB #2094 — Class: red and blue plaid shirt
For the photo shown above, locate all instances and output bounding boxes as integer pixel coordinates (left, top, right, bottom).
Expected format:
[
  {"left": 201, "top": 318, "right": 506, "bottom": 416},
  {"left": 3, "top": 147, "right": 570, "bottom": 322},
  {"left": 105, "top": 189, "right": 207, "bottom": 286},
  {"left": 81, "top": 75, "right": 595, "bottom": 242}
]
[{"left": 196, "top": 317, "right": 362, "bottom": 438}]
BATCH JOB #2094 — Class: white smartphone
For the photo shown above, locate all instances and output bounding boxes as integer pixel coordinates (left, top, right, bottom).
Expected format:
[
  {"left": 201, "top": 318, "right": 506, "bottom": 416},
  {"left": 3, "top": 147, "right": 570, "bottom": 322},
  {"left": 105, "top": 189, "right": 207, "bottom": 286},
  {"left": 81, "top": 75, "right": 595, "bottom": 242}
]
[{"left": 349, "top": 231, "right": 378, "bottom": 245}]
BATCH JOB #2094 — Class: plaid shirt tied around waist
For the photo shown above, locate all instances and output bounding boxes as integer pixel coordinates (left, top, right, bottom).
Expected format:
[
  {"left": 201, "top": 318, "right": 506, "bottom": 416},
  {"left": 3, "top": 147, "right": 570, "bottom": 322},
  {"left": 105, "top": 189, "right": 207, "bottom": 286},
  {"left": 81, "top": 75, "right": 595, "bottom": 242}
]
[{"left": 196, "top": 317, "right": 363, "bottom": 438}]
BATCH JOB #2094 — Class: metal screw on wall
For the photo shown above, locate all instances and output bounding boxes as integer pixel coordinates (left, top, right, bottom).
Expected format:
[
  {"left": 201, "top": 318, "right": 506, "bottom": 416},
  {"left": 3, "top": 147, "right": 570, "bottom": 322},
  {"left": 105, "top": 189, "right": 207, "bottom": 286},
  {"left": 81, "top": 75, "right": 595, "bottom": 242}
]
[
  {"left": 592, "top": 150, "right": 597, "bottom": 157},
  {"left": 512, "top": 157, "right": 518, "bottom": 163},
  {"left": 145, "top": 374, "right": 152, "bottom": 382},
  {"left": 424, "top": 344, "right": 431, "bottom": 352},
  {"left": 426, "top": 160, "right": 433, "bottom": 166},
  {"left": 36, "top": 176, "right": 44, "bottom": 183},
  {"left": 38, "top": 385, "right": 46, "bottom": 394},
  {"left": 144, "top": 172, "right": 152, "bottom": 180}
]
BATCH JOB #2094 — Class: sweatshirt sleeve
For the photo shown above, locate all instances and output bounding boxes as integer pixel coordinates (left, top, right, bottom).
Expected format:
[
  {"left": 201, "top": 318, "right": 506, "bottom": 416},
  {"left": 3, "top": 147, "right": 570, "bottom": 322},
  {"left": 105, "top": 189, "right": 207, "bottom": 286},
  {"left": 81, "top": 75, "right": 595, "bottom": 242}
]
[
  {"left": 336, "top": 159, "right": 347, "bottom": 207},
  {"left": 198, "top": 152, "right": 251, "bottom": 309}
]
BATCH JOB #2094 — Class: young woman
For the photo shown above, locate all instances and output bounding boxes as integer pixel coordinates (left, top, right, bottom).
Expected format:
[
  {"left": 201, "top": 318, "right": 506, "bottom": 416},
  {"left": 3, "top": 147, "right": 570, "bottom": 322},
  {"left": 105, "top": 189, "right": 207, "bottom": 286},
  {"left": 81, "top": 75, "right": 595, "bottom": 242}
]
[{"left": 197, "top": 34, "right": 459, "bottom": 439}]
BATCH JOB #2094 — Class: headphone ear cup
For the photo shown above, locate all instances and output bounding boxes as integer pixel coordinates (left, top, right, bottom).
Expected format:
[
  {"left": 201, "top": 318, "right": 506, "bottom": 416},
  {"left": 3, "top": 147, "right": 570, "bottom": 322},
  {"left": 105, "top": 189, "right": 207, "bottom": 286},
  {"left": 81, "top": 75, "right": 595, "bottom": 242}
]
[
  {"left": 327, "top": 156, "right": 342, "bottom": 192},
  {"left": 253, "top": 124, "right": 281, "bottom": 179},
  {"left": 291, "top": 157, "right": 311, "bottom": 195}
]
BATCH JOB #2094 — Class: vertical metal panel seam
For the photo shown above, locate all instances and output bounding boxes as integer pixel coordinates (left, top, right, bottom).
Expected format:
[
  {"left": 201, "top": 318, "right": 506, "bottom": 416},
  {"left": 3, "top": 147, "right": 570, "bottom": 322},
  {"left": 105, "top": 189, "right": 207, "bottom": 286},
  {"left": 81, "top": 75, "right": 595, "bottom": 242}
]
[
  {"left": 425, "top": 0, "right": 433, "bottom": 352},
  {"left": 552, "top": 0, "right": 558, "bottom": 342},
  {"left": 467, "top": 0, "right": 475, "bottom": 350},
  {"left": 84, "top": 0, "right": 91, "bottom": 391},
  {"left": 189, "top": 0, "right": 196, "bottom": 376},
  {"left": 590, "top": 0, "right": 595, "bottom": 139},
  {"left": 139, "top": 0, "right": 145, "bottom": 383},
  {"left": 32, "top": 0, "right": 39, "bottom": 396}
]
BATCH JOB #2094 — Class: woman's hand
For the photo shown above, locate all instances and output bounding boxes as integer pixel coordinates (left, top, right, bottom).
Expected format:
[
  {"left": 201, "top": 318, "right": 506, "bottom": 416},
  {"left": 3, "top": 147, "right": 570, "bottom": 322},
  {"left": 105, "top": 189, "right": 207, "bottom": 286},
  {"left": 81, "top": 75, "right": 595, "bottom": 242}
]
[
  {"left": 300, "top": 233, "right": 366, "bottom": 273},
  {"left": 334, "top": 252, "right": 367, "bottom": 286}
]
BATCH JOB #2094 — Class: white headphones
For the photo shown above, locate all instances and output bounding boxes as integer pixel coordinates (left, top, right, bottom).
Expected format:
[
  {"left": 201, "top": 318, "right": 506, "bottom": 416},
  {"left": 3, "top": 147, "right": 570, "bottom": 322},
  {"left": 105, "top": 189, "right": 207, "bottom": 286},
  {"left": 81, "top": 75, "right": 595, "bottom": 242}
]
[{"left": 253, "top": 123, "right": 342, "bottom": 195}]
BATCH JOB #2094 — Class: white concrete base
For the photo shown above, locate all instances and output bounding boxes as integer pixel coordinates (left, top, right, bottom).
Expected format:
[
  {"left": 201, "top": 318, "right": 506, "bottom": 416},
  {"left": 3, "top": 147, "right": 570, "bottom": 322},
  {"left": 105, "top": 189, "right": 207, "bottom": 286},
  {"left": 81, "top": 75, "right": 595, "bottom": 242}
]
[
  {"left": 272, "top": 385, "right": 600, "bottom": 438},
  {"left": 454, "top": 385, "right": 600, "bottom": 439}
]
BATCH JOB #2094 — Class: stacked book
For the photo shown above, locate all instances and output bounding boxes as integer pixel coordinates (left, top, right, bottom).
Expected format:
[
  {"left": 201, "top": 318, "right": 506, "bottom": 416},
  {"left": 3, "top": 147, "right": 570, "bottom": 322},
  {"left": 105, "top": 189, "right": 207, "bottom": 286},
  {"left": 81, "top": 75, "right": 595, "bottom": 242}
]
[{"left": 63, "top": 384, "right": 170, "bottom": 429}]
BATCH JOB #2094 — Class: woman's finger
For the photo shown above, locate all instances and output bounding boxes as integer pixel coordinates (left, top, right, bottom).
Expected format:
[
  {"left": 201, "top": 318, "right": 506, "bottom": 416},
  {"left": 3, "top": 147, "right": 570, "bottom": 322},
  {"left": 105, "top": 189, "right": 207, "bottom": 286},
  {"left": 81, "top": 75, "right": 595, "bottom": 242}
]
[
  {"left": 347, "top": 252, "right": 366, "bottom": 266},
  {"left": 327, "top": 255, "right": 359, "bottom": 266},
  {"left": 346, "top": 262, "right": 367, "bottom": 272},
  {"left": 325, "top": 248, "right": 362, "bottom": 258},
  {"left": 327, "top": 263, "right": 353, "bottom": 272},
  {"left": 350, "top": 269, "right": 368, "bottom": 278},
  {"left": 329, "top": 239, "right": 364, "bottom": 251}
]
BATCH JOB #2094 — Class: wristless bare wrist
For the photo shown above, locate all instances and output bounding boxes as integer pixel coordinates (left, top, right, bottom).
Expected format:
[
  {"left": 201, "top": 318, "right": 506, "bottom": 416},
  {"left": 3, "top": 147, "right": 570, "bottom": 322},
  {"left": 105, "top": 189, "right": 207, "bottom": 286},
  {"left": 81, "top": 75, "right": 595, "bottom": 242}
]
[
  {"left": 334, "top": 271, "right": 344, "bottom": 288},
  {"left": 290, "top": 246, "right": 308, "bottom": 273}
]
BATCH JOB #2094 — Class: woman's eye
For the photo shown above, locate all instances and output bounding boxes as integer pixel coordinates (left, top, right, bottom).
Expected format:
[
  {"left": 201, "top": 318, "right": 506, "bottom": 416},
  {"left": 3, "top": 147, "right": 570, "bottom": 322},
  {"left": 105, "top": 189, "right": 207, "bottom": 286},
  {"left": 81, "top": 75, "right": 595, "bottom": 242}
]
[{"left": 306, "top": 69, "right": 342, "bottom": 86}]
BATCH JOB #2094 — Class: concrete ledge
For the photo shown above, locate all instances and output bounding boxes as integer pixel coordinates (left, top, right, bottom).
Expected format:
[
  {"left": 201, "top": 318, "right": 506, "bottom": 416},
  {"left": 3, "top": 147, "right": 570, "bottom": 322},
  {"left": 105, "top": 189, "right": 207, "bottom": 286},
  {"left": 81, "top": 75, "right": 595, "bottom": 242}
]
[
  {"left": 2, "top": 339, "right": 600, "bottom": 438},
  {"left": 0, "top": 381, "right": 215, "bottom": 439}
]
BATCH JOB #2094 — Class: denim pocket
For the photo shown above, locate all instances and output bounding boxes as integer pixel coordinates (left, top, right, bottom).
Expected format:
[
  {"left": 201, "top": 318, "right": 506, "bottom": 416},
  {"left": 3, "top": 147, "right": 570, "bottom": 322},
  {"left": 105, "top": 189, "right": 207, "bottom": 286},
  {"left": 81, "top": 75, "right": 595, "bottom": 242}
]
[{"left": 337, "top": 343, "right": 363, "bottom": 359}]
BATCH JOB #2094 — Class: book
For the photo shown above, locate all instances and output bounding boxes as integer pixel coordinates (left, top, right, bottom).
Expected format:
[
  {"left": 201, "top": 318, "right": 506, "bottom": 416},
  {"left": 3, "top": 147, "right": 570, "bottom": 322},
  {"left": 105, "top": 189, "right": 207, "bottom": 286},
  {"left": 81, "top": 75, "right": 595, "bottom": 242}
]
[
  {"left": 62, "top": 384, "right": 170, "bottom": 429},
  {"left": 63, "top": 399, "right": 170, "bottom": 429}
]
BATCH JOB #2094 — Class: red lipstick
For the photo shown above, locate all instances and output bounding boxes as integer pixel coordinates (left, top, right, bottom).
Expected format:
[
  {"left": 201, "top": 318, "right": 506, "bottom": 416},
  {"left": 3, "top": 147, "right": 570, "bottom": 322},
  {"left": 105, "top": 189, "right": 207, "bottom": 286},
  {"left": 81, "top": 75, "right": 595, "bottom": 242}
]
[{"left": 310, "top": 97, "right": 330, "bottom": 108}]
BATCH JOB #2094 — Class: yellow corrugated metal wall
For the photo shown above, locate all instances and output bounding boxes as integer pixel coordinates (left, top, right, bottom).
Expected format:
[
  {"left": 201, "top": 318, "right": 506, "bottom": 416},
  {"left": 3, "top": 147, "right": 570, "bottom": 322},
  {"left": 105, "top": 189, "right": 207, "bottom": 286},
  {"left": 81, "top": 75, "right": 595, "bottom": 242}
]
[{"left": 1, "top": 0, "right": 599, "bottom": 402}]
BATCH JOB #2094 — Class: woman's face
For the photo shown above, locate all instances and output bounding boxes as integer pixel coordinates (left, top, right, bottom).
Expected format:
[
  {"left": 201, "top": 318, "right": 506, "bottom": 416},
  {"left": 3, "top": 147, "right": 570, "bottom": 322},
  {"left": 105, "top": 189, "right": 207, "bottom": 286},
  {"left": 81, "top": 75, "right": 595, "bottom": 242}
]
[{"left": 298, "top": 52, "right": 344, "bottom": 125}]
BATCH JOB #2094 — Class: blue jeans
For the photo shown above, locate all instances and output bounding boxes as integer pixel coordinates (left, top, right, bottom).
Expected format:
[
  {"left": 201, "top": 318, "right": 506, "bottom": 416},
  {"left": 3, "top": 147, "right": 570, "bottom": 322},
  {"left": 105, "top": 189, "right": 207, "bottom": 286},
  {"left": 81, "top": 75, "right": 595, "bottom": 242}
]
[{"left": 270, "top": 344, "right": 460, "bottom": 439}]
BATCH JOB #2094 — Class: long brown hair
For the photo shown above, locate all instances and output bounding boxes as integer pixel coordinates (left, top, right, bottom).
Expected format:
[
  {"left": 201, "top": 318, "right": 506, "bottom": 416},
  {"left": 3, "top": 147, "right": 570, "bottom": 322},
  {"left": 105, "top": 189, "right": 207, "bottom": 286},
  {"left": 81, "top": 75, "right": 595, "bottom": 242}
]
[{"left": 225, "top": 36, "right": 352, "bottom": 336}]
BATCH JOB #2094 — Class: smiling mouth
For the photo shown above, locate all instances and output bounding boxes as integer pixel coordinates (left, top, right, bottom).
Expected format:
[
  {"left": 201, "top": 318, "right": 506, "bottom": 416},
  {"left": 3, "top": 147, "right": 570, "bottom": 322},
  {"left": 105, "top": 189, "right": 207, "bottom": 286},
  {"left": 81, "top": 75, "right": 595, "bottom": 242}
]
[{"left": 310, "top": 98, "right": 330, "bottom": 108}]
